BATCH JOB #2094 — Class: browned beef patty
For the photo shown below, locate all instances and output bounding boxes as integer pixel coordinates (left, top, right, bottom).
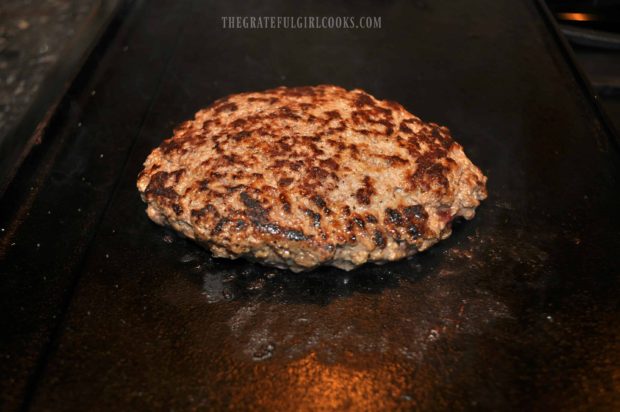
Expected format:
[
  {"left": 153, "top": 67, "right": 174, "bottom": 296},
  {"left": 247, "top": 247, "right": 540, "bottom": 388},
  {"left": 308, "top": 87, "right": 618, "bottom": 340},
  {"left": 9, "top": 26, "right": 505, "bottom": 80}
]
[{"left": 137, "top": 85, "right": 487, "bottom": 272}]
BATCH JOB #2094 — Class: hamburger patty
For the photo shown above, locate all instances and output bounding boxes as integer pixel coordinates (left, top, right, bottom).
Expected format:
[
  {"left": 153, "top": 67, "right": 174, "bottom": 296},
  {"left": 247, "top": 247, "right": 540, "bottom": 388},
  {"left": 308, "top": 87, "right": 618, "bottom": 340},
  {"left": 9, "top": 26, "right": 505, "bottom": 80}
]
[{"left": 137, "top": 85, "right": 487, "bottom": 272}]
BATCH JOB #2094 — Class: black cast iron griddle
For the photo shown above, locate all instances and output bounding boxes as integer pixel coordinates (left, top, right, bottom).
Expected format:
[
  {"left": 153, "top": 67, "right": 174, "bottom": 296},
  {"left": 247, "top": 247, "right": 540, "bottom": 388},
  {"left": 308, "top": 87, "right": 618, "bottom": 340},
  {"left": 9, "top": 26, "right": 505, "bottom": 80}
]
[{"left": 1, "top": 0, "right": 619, "bottom": 410}]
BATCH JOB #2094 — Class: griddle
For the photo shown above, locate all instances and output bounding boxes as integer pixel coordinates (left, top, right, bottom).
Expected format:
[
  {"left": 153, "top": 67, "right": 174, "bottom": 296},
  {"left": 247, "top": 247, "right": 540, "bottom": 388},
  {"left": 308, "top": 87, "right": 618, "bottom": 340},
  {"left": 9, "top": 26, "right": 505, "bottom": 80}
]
[{"left": 1, "top": 0, "right": 619, "bottom": 410}]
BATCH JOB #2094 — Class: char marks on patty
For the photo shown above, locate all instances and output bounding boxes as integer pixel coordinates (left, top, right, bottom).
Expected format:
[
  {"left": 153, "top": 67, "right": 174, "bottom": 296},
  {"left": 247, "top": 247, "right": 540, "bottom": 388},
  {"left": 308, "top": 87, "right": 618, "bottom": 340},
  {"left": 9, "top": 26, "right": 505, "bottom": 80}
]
[{"left": 137, "top": 85, "right": 487, "bottom": 272}]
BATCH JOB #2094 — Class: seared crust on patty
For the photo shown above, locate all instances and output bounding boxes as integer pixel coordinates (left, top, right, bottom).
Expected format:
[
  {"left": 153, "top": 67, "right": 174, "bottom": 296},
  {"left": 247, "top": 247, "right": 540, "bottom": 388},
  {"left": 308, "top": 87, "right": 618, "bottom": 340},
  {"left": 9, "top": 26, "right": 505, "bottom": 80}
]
[{"left": 137, "top": 85, "right": 487, "bottom": 271}]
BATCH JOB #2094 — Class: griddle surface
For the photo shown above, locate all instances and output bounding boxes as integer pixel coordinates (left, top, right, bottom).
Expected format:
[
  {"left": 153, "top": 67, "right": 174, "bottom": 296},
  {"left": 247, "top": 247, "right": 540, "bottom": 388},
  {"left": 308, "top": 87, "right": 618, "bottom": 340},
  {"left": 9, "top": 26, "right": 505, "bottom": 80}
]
[{"left": 1, "top": 0, "right": 619, "bottom": 410}]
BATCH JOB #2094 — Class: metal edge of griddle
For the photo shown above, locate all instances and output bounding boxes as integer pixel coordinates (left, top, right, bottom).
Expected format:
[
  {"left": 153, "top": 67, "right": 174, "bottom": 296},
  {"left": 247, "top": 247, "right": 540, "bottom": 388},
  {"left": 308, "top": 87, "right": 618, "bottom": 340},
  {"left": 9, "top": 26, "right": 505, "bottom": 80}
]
[
  {"left": 0, "top": 0, "right": 127, "bottom": 197},
  {"left": 0, "top": 2, "right": 139, "bottom": 412},
  {"left": 559, "top": 24, "right": 620, "bottom": 51},
  {"left": 533, "top": 0, "right": 620, "bottom": 150},
  {"left": 10, "top": 1, "right": 188, "bottom": 409}
]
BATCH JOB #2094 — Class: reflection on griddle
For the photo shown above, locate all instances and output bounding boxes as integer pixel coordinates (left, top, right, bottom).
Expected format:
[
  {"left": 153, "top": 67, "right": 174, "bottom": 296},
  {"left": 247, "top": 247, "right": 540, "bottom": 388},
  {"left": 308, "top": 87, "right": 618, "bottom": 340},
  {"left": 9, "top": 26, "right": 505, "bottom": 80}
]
[{"left": 151, "top": 199, "right": 586, "bottom": 408}]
